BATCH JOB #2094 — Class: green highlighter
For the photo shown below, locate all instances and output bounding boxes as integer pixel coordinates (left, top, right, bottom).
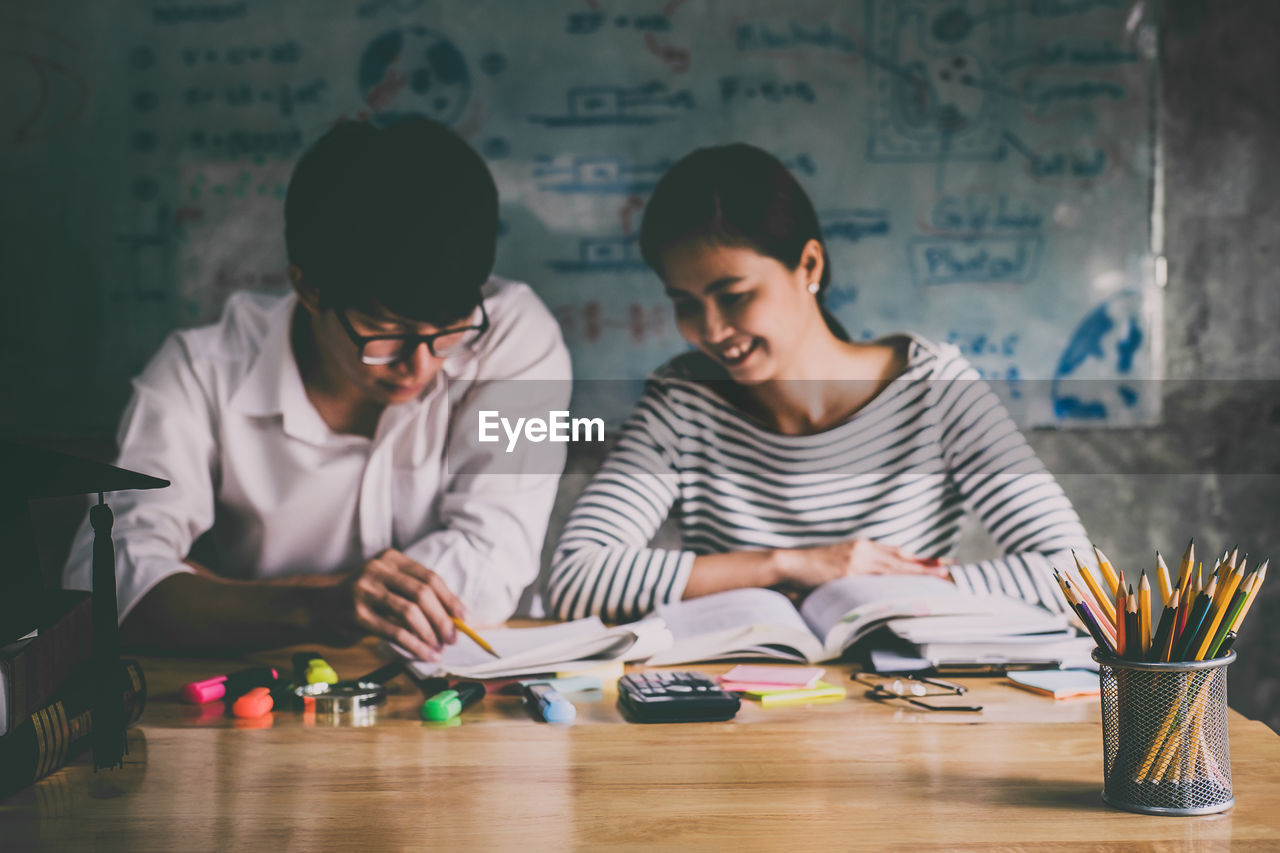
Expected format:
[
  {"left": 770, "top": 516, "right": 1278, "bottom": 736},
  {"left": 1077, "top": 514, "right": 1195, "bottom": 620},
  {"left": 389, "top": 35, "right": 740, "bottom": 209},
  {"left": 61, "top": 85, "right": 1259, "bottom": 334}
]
[{"left": 421, "top": 681, "right": 486, "bottom": 722}]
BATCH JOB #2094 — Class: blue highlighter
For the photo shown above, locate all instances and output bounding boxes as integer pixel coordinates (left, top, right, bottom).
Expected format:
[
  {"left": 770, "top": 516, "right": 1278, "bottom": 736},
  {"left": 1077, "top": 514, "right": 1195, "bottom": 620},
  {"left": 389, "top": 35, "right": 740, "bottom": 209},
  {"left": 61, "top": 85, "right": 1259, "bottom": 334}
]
[{"left": 523, "top": 682, "right": 576, "bottom": 724}]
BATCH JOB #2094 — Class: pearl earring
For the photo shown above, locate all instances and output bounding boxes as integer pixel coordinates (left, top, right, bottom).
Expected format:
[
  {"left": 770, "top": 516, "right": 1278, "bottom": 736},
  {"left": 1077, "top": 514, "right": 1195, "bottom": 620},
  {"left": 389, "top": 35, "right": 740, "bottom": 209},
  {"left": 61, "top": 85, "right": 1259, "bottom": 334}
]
[{"left": 807, "top": 281, "right": 820, "bottom": 295}]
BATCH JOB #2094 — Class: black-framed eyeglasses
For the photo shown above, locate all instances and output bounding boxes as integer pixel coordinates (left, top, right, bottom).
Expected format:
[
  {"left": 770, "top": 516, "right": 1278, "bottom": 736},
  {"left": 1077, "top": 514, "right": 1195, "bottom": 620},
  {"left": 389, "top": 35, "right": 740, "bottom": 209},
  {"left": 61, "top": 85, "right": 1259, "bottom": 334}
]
[
  {"left": 853, "top": 673, "right": 983, "bottom": 712},
  {"left": 336, "top": 302, "right": 489, "bottom": 364}
]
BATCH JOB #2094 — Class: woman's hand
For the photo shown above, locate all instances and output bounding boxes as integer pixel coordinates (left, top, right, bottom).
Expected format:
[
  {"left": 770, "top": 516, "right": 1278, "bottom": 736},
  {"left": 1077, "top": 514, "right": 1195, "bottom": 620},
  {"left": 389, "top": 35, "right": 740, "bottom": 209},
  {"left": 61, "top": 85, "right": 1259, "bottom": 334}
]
[{"left": 773, "top": 538, "right": 950, "bottom": 589}]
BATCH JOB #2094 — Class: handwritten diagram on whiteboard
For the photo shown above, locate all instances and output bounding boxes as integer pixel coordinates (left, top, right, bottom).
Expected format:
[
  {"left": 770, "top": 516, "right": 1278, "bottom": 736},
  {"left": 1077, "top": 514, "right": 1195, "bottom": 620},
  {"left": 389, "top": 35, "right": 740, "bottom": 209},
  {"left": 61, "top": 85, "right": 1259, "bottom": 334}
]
[{"left": 0, "top": 0, "right": 1161, "bottom": 429}]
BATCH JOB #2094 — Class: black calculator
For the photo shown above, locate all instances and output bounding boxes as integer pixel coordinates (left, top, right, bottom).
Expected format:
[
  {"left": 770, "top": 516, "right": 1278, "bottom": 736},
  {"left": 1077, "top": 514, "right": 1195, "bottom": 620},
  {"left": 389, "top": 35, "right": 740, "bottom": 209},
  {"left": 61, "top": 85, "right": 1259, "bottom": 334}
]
[{"left": 617, "top": 671, "right": 741, "bottom": 723}]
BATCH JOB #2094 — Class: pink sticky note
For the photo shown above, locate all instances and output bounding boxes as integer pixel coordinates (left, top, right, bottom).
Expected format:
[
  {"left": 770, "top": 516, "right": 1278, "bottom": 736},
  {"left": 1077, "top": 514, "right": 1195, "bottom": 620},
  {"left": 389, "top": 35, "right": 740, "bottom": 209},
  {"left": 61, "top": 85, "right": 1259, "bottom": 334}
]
[{"left": 720, "top": 665, "right": 824, "bottom": 689}]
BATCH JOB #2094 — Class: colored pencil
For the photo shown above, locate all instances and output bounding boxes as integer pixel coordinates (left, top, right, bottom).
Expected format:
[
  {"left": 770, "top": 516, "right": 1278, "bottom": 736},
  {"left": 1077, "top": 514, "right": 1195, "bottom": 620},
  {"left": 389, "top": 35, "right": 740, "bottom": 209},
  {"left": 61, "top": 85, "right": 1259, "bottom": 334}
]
[
  {"left": 1093, "top": 545, "right": 1120, "bottom": 598},
  {"left": 1174, "top": 576, "right": 1217, "bottom": 662},
  {"left": 1172, "top": 566, "right": 1197, "bottom": 656},
  {"left": 1051, "top": 569, "right": 1072, "bottom": 617},
  {"left": 1073, "top": 550, "right": 1116, "bottom": 627},
  {"left": 1113, "top": 573, "right": 1127, "bottom": 658},
  {"left": 451, "top": 617, "right": 500, "bottom": 659},
  {"left": 1214, "top": 547, "right": 1236, "bottom": 585},
  {"left": 1227, "top": 561, "right": 1266, "bottom": 634},
  {"left": 1155, "top": 551, "right": 1173, "bottom": 605},
  {"left": 1206, "top": 573, "right": 1254, "bottom": 659},
  {"left": 1174, "top": 543, "right": 1196, "bottom": 633},
  {"left": 1176, "top": 561, "right": 1201, "bottom": 641},
  {"left": 1175, "top": 539, "right": 1195, "bottom": 598},
  {"left": 1124, "top": 588, "right": 1138, "bottom": 661},
  {"left": 1138, "top": 571, "right": 1152, "bottom": 659},
  {"left": 1075, "top": 575, "right": 1117, "bottom": 647},
  {"left": 1192, "top": 563, "right": 1246, "bottom": 660},
  {"left": 1051, "top": 570, "right": 1085, "bottom": 636},
  {"left": 1060, "top": 574, "right": 1116, "bottom": 656},
  {"left": 1153, "top": 588, "right": 1180, "bottom": 663}
]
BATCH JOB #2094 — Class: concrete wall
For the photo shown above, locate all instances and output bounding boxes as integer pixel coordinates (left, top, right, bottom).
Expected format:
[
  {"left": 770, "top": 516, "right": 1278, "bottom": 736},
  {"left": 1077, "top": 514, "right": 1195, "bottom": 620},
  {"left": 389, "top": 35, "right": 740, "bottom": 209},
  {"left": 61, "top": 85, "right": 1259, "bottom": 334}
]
[{"left": 1048, "top": 0, "right": 1280, "bottom": 730}]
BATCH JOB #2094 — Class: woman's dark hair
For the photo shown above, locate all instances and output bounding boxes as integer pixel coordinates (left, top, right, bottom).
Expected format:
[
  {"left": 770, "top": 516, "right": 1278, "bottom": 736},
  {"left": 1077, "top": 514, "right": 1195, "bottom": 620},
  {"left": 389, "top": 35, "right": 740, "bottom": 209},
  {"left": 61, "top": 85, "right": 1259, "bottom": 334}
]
[
  {"left": 638, "top": 143, "right": 849, "bottom": 341},
  {"left": 285, "top": 117, "right": 497, "bottom": 326}
]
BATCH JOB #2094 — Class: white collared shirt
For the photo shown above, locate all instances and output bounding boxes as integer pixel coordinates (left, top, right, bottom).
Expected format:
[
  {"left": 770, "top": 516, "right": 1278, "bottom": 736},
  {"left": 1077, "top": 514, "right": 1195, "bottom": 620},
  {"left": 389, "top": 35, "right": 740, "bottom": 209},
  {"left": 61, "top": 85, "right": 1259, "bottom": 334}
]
[{"left": 64, "top": 277, "right": 571, "bottom": 626}]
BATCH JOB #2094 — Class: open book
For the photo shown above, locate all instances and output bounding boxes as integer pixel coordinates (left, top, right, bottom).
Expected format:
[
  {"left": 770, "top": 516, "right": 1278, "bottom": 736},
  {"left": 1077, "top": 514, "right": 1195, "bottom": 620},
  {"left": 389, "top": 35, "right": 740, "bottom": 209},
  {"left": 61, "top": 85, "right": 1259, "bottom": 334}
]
[
  {"left": 642, "top": 575, "right": 1067, "bottom": 666},
  {"left": 406, "top": 617, "right": 672, "bottom": 680},
  {"left": 404, "top": 575, "right": 1067, "bottom": 678}
]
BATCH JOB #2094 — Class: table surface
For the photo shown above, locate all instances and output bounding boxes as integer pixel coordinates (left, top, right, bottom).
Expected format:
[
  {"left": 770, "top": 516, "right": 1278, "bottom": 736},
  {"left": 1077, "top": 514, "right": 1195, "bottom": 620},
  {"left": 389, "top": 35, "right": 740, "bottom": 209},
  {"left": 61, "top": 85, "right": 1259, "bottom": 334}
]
[{"left": 2, "top": 639, "right": 1279, "bottom": 851}]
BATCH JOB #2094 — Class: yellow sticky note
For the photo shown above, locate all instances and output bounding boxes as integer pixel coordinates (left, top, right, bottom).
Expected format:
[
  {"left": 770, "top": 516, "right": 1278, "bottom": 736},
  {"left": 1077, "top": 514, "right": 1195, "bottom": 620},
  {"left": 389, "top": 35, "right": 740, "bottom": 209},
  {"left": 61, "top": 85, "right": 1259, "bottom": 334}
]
[
  {"left": 750, "top": 681, "right": 847, "bottom": 708},
  {"left": 556, "top": 659, "right": 625, "bottom": 683}
]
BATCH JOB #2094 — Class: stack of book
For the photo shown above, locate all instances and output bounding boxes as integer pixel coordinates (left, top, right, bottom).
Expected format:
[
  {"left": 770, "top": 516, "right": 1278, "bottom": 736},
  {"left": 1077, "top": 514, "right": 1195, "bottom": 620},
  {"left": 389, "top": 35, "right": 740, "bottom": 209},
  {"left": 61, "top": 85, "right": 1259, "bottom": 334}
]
[
  {"left": 1, "top": 439, "right": 161, "bottom": 800},
  {"left": 0, "top": 591, "right": 146, "bottom": 799},
  {"left": 1, "top": 591, "right": 94, "bottom": 740}
]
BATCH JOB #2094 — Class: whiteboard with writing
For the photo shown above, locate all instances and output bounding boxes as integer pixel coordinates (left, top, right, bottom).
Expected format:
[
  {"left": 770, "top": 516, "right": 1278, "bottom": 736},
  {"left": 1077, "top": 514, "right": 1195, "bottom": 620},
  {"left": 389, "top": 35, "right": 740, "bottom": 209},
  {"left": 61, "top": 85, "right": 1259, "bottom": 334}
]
[{"left": 0, "top": 0, "right": 1160, "bottom": 430}]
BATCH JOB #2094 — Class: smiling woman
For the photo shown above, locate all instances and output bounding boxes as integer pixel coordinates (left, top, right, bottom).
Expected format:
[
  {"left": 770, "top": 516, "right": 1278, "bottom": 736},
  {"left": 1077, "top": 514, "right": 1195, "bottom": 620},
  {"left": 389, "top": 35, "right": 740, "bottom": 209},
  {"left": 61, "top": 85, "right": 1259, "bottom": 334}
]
[{"left": 548, "top": 143, "right": 1091, "bottom": 622}]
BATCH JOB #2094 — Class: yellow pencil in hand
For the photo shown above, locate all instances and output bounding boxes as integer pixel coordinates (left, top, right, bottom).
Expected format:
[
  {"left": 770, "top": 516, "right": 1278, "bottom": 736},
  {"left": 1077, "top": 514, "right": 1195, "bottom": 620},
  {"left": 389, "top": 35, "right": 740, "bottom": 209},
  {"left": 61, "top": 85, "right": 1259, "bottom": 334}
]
[{"left": 452, "top": 617, "right": 501, "bottom": 659}]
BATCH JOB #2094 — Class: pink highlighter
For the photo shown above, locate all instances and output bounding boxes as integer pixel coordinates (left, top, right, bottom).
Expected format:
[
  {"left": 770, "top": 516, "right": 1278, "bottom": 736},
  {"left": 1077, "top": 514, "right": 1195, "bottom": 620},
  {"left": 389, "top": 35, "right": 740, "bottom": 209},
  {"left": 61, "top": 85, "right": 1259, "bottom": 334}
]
[{"left": 181, "top": 666, "right": 279, "bottom": 704}]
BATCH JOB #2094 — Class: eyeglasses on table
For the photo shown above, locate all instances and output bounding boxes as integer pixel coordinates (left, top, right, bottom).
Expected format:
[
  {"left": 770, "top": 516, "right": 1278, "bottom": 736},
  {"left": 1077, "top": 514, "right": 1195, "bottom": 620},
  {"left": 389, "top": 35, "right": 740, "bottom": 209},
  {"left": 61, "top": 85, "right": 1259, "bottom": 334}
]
[{"left": 853, "top": 672, "right": 983, "bottom": 712}]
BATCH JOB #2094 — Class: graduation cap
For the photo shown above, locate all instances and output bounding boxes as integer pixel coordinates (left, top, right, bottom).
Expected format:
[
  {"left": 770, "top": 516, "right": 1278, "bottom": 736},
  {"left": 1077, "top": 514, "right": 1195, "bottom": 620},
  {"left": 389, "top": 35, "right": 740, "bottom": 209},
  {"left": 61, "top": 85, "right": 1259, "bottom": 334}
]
[{"left": 0, "top": 439, "right": 168, "bottom": 769}]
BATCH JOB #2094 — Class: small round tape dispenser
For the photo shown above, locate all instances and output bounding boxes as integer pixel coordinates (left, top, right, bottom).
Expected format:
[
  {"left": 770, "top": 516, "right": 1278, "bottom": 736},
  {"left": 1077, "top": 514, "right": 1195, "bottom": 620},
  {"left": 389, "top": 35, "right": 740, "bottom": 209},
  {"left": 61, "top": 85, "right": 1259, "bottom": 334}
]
[{"left": 291, "top": 662, "right": 402, "bottom": 727}]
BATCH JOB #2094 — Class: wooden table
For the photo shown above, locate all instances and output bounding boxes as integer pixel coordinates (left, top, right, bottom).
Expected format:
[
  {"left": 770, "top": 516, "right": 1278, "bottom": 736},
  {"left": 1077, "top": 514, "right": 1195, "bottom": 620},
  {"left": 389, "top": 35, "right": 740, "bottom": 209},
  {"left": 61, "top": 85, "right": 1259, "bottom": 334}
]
[{"left": 3, "top": 640, "right": 1279, "bottom": 850}]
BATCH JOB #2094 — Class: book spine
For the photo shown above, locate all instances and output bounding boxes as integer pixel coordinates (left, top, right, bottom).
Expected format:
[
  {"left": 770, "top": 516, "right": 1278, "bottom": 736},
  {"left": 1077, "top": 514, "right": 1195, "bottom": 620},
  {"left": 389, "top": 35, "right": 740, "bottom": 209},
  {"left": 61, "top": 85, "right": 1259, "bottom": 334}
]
[
  {"left": 0, "top": 660, "right": 146, "bottom": 800},
  {"left": 0, "top": 592, "right": 94, "bottom": 736}
]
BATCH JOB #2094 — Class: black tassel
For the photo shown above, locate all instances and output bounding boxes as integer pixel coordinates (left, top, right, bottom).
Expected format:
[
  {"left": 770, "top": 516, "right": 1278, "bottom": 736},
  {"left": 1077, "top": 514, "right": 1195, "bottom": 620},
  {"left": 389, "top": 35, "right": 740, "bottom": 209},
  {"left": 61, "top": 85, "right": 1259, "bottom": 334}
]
[{"left": 90, "top": 494, "right": 125, "bottom": 770}]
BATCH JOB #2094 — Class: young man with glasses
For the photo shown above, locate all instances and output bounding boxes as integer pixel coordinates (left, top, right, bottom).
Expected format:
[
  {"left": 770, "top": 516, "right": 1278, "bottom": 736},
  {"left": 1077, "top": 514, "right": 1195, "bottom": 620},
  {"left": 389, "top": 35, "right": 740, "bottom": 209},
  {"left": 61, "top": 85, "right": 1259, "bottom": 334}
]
[{"left": 63, "top": 118, "right": 570, "bottom": 661}]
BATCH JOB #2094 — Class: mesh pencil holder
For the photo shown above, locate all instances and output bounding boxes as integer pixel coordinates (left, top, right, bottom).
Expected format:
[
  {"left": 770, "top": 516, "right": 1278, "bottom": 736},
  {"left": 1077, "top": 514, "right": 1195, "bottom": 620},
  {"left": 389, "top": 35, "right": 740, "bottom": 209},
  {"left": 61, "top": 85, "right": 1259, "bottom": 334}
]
[{"left": 1093, "top": 649, "right": 1235, "bottom": 816}]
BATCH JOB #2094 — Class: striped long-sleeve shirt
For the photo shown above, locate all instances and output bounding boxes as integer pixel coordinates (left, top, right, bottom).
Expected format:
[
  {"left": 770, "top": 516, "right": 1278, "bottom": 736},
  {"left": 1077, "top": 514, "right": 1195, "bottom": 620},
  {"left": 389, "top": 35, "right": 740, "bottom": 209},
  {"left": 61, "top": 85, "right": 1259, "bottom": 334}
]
[{"left": 549, "top": 336, "right": 1090, "bottom": 622}]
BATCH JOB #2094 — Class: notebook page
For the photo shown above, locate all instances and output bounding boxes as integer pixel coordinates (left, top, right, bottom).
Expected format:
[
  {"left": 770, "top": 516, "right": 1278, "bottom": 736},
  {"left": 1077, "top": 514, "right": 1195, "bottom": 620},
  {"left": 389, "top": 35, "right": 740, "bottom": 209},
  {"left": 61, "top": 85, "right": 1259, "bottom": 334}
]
[
  {"left": 800, "top": 575, "right": 1056, "bottom": 657},
  {"left": 799, "top": 575, "right": 962, "bottom": 638},
  {"left": 407, "top": 617, "right": 635, "bottom": 679},
  {"left": 656, "top": 588, "right": 811, "bottom": 640},
  {"left": 644, "top": 588, "right": 823, "bottom": 665}
]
